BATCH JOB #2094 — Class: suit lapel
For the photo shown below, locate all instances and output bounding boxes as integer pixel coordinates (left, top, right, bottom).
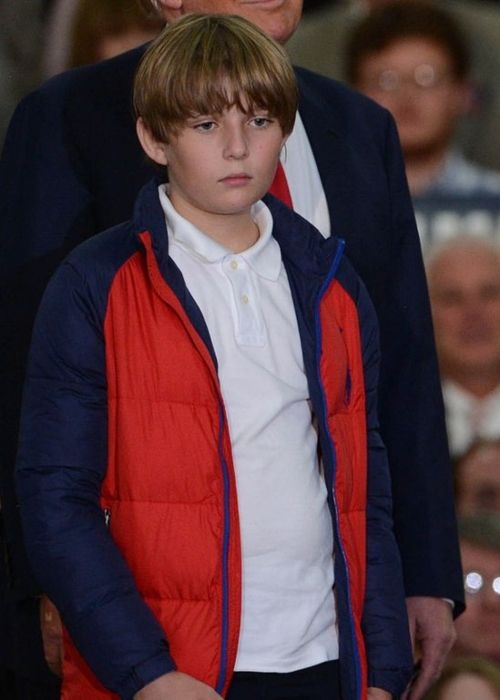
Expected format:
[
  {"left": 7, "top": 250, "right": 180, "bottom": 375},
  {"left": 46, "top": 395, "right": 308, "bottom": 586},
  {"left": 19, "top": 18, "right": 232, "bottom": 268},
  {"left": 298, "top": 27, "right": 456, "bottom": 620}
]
[
  {"left": 296, "top": 70, "right": 356, "bottom": 240},
  {"left": 295, "top": 69, "right": 391, "bottom": 292}
]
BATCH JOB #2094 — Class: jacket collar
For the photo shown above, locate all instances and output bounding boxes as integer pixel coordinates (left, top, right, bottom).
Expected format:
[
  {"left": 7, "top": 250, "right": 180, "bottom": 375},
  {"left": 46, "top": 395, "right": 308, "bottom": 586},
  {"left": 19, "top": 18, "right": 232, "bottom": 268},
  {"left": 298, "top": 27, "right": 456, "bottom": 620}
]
[
  {"left": 131, "top": 178, "right": 345, "bottom": 374},
  {"left": 159, "top": 186, "right": 282, "bottom": 282},
  {"left": 132, "top": 177, "right": 342, "bottom": 284}
]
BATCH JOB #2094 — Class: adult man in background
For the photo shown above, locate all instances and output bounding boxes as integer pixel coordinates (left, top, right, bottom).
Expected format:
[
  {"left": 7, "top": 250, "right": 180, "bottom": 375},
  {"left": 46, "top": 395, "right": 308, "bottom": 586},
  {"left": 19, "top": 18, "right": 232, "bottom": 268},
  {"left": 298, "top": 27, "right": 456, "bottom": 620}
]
[
  {"left": 427, "top": 237, "right": 500, "bottom": 457},
  {"left": 344, "top": 1, "right": 500, "bottom": 202},
  {"left": 287, "top": 0, "right": 500, "bottom": 174},
  {"left": 0, "top": 1, "right": 462, "bottom": 698},
  {"left": 343, "top": 1, "right": 500, "bottom": 249}
]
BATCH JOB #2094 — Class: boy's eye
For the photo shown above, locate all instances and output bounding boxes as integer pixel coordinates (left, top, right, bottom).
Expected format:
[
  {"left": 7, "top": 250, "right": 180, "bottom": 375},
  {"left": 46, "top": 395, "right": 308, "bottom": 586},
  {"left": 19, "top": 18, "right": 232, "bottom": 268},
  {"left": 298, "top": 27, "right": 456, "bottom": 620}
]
[
  {"left": 250, "top": 116, "right": 273, "bottom": 128},
  {"left": 194, "top": 121, "right": 217, "bottom": 132}
]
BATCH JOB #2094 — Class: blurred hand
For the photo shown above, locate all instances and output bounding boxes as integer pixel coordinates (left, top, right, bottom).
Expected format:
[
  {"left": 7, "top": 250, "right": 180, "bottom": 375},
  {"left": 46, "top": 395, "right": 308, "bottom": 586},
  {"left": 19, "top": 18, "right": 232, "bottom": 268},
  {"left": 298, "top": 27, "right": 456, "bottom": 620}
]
[
  {"left": 134, "top": 671, "right": 224, "bottom": 699},
  {"left": 403, "top": 596, "right": 456, "bottom": 700},
  {"left": 39, "top": 594, "right": 63, "bottom": 677}
]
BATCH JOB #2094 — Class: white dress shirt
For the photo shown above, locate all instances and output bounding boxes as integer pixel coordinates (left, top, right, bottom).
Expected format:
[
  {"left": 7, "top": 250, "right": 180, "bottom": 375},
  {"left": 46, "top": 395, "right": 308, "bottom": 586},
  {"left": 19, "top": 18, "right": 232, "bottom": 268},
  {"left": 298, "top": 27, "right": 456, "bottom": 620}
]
[{"left": 281, "top": 113, "right": 331, "bottom": 238}]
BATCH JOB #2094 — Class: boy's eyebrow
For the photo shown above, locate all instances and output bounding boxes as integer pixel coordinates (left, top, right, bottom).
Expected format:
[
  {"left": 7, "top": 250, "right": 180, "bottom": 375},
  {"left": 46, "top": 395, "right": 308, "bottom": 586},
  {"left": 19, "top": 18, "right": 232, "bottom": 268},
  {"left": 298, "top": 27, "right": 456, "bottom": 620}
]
[
  {"left": 186, "top": 105, "right": 274, "bottom": 119},
  {"left": 186, "top": 114, "right": 215, "bottom": 120}
]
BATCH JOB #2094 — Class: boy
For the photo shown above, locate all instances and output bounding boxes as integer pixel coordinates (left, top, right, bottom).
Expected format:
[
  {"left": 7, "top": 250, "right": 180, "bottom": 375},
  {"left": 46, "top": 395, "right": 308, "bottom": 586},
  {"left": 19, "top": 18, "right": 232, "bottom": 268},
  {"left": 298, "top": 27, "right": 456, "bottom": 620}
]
[{"left": 16, "top": 14, "right": 412, "bottom": 700}]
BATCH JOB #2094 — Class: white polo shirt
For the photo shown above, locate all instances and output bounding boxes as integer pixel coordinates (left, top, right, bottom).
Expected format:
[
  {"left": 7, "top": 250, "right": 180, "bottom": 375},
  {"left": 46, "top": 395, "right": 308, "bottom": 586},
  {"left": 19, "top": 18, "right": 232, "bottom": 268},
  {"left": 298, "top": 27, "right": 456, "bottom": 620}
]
[{"left": 159, "top": 187, "right": 338, "bottom": 672}]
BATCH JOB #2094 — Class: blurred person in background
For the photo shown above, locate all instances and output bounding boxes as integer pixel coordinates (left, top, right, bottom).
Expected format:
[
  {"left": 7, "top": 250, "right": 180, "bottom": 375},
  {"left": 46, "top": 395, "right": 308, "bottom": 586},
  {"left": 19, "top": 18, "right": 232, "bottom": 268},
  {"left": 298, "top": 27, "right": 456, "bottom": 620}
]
[
  {"left": 69, "top": 0, "right": 164, "bottom": 66},
  {"left": 0, "top": 0, "right": 45, "bottom": 148},
  {"left": 287, "top": 0, "right": 500, "bottom": 175},
  {"left": 427, "top": 237, "right": 500, "bottom": 457},
  {"left": 454, "top": 440, "right": 500, "bottom": 514},
  {"left": 344, "top": 1, "right": 500, "bottom": 202},
  {"left": 43, "top": 0, "right": 164, "bottom": 76},
  {"left": 0, "top": 0, "right": 464, "bottom": 698},
  {"left": 454, "top": 515, "right": 500, "bottom": 663},
  {"left": 424, "top": 657, "right": 500, "bottom": 700}
]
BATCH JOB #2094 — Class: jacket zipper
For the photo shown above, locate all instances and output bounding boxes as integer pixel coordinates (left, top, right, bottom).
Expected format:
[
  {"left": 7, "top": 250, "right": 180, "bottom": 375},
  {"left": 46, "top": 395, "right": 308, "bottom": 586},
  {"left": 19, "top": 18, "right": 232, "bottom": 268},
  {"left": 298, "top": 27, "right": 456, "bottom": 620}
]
[
  {"left": 215, "top": 404, "right": 231, "bottom": 694},
  {"left": 103, "top": 507, "right": 111, "bottom": 528}
]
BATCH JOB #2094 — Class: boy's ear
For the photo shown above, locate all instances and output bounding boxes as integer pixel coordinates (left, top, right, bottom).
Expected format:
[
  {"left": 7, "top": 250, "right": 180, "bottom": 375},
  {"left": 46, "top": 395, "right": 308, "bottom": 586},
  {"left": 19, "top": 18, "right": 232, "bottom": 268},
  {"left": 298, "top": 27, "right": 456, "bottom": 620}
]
[{"left": 136, "top": 118, "right": 169, "bottom": 166}]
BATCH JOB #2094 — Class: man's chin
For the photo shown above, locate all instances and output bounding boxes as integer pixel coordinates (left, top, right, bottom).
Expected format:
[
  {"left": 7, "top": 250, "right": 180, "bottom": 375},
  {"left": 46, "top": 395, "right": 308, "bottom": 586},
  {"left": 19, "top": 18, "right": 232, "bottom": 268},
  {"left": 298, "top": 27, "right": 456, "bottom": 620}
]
[
  {"left": 400, "top": 137, "right": 449, "bottom": 162},
  {"left": 239, "top": 1, "right": 302, "bottom": 45}
]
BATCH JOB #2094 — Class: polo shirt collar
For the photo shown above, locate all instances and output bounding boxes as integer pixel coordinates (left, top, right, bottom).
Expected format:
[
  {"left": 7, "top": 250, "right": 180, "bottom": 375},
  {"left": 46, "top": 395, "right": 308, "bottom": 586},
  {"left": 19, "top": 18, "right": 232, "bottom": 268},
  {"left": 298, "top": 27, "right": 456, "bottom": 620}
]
[{"left": 158, "top": 185, "right": 282, "bottom": 281}]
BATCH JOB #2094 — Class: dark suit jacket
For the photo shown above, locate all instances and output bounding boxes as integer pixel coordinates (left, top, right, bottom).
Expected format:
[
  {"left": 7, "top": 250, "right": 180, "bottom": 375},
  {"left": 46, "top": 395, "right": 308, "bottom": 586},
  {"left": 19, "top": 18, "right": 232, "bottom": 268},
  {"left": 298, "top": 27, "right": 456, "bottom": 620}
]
[{"left": 0, "top": 46, "right": 464, "bottom": 609}]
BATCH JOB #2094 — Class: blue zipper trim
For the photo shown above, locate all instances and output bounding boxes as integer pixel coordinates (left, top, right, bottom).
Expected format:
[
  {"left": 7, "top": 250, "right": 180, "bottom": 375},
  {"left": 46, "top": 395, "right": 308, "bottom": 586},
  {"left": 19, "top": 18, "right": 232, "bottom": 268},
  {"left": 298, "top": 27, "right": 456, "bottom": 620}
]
[
  {"left": 317, "top": 238, "right": 345, "bottom": 303},
  {"left": 314, "top": 239, "right": 362, "bottom": 700},
  {"left": 215, "top": 402, "right": 231, "bottom": 694}
]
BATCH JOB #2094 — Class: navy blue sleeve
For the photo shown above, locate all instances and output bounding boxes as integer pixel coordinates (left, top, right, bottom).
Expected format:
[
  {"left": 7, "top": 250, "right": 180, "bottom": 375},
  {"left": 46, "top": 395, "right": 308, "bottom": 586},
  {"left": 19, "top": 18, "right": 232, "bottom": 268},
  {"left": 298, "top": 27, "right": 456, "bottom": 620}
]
[
  {"left": 15, "top": 261, "right": 176, "bottom": 699},
  {"left": 377, "top": 114, "right": 463, "bottom": 608},
  {"left": 354, "top": 273, "right": 413, "bottom": 696}
]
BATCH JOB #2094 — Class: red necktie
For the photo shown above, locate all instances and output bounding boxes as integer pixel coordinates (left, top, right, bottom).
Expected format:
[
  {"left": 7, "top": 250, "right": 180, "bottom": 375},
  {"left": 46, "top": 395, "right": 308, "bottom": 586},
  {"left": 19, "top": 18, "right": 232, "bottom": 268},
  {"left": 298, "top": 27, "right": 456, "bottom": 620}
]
[{"left": 269, "top": 161, "right": 293, "bottom": 208}]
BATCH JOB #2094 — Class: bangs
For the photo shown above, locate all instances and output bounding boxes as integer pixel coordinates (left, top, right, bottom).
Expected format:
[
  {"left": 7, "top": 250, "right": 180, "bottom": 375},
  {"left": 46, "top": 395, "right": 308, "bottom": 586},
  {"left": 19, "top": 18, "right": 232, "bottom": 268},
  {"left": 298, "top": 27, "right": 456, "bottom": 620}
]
[
  {"left": 134, "top": 14, "right": 298, "bottom": 142},
  {"left": 166, "top": 61, "right": 292, "bottom": 127}
]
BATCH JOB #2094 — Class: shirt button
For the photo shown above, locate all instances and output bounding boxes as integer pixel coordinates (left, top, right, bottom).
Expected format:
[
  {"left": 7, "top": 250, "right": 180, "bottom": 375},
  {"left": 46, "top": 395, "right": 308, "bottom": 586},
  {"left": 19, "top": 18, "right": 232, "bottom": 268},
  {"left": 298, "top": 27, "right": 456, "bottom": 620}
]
[
  {"left": 230, "top": 260, "right": 238, "bottom": 270},
  {"left": 242, "top": 294, "right": 249, "bottom": 304}
]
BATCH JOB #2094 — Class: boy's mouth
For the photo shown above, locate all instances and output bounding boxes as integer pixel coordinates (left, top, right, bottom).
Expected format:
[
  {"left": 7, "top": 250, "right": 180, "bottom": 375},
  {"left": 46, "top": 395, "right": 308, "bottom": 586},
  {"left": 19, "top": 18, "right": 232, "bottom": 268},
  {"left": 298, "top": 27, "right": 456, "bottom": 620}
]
[{"left": 220, "top": 174, "right": 252, "bottom": 185}]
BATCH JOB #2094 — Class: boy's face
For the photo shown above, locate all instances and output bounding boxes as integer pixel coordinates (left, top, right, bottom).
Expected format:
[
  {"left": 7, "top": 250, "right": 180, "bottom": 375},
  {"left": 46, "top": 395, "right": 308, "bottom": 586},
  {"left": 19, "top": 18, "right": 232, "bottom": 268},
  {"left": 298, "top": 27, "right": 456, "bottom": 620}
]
[{"left": 138, "top": 105, "right": 286, "bottom": 234}]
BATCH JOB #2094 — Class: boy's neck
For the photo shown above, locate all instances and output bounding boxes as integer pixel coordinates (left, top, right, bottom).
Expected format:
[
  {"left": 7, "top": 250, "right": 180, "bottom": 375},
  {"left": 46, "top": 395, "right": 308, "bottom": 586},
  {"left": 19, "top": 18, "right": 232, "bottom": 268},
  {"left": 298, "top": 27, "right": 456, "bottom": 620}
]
[
  {"left": 169, "top": 195, "right": 260, "bottom": 253},
  {"left": 215, "top": 215, "right": 260, "bottom": 253}
]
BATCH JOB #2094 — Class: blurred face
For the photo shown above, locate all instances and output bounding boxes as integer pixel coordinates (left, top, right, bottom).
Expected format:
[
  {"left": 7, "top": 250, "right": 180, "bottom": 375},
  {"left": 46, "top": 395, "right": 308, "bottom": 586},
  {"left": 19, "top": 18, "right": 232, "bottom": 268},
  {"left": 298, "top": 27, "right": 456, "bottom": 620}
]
[
  {"left": 355, "top": 38, "right": 468, "bottom": 158},
  {"left": 457, "top": 444, "right": 500, "bottom": 514},
  {"left": 456, "top": 542, "right": 500, "bottom": 661},
  {"left": 158, "top": 0, "right": 303, "bottom": 44},
  {"left": 428, "top": 243, "right": 500, "bottom": 382},
  {"left": 440, "top": 673, "right": 499, "bottom": 700}
]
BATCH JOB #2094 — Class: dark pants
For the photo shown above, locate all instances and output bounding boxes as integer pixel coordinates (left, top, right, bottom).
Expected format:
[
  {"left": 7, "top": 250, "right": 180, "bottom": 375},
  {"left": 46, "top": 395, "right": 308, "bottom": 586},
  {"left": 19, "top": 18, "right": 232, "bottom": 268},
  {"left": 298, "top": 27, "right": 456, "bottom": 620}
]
[{"left": 226, "top": 660, "right": 341, "bottom": 700}]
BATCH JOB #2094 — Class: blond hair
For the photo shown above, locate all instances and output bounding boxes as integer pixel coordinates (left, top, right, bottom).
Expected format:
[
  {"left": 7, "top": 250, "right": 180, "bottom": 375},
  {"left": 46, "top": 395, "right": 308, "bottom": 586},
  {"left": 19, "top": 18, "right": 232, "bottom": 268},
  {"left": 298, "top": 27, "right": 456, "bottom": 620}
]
[{"left": 133, "top": 13, "right": 298, "bottom": 142}]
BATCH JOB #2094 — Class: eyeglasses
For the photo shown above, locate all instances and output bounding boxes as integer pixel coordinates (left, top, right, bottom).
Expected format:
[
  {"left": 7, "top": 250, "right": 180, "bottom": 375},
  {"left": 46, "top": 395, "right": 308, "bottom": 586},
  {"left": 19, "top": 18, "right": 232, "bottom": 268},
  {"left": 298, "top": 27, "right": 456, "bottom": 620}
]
[
  {"left": 365, "top": 64, "right": 453, "bottom": 93},
  {"left": 464, "top": 570, "right": 500, "bottom": 595}
]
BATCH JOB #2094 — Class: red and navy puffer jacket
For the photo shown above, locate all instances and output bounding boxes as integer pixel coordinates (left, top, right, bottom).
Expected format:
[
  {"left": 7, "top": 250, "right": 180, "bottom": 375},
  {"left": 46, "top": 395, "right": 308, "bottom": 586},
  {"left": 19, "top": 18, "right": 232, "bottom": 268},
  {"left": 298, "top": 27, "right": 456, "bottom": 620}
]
[{"left": 16, "top": 180, "right": 412, "bottom": 700}]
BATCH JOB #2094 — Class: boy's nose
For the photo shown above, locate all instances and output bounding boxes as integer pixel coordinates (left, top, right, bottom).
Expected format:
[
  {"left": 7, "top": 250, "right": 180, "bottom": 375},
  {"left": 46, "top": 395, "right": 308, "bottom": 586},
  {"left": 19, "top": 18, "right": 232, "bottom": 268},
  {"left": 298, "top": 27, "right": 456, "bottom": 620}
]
[{"left": 223, "top": 126, "right": 249, "bottom": 160}]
